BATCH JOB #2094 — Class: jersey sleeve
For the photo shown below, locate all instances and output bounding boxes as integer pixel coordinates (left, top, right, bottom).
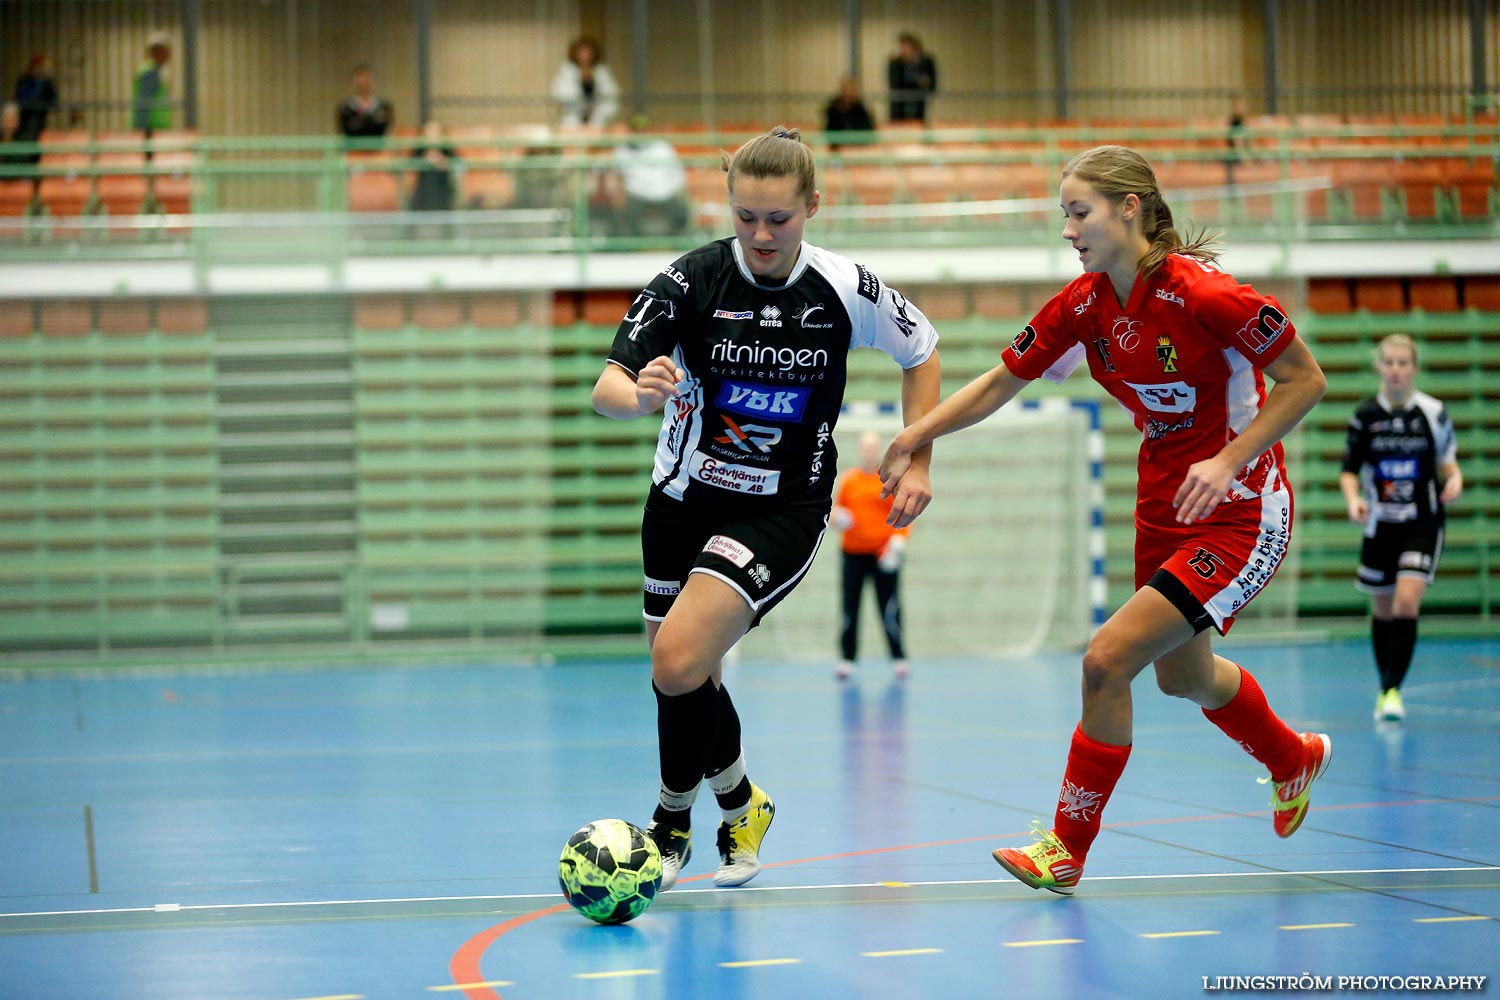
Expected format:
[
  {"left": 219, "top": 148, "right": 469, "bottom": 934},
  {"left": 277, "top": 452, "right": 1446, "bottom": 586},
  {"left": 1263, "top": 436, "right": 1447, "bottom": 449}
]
[
  {"left": 846, "top": 265, "right": 939, "bottom": 369},
  {"left": 1001, "top": 290, "right": 1086, "bottom": 385},
  {"left": 1192, "top": 275, "right": 1297, "bottom": 368},
  {"left": 1433, "top": 403, "right": 1458, "bottom": 466},
  {"left": 605, "top": 258, "right": 695, "bottom": 376},
  {"left": 1341, "top": 406, "right": 1370, "bottom": 475}
]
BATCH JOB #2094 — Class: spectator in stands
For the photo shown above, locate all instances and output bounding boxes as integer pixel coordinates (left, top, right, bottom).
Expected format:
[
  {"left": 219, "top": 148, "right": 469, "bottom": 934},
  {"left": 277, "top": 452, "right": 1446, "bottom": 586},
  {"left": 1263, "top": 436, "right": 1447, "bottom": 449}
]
[
  {"left": 886, "top": 32, "right": 936, "bottom": 124},
  {"left": 1340, "top": 334, "right": 1464, "bottom": 725},
  {"left": 14, "top": 53, "right": 58, "bottom": 139},
  {"left": 132, "top": 32, "right": 173, "bottom": 136},
  {"left": 410, "top": 120, "right": 459, "bottom": 212},
  {"left": 338, "top": 64, "right": 393, "bottom": 142},
  {"left": 551, "top": 36, "right": 619, "bottom": 131},
  {"left": 510, "top": 127, "right": 576, "bottom": 237},
  {"left": 882, "top": 144, "right": 1330, "bottom": 896},
  {"left": 595, "top": 114, "right": 688, "bottom": 238},
  {"left": 1, "top": 100, "right": 41, "bottom": 170},
  {"left": 832, "top": 432, "right": 912, "bottom": 681},
  {"left": 1225, "top": 96, "right": 1250, "bottom": 184},
  {"left": 824, "top": 76, "right": 876, "bottom": 148}
]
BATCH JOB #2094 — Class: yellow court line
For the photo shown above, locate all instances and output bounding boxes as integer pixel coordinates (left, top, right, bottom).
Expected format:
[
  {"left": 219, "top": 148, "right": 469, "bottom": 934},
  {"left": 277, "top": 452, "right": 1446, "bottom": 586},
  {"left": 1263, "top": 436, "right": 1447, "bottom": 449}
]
[
  {"left": 1003, "top": 939, "right": 1083, "bottom": 948},
  {"left": 1415, "top": 915, "right": 1492, "bottom": 923},
  {"left": 427, "top": 983, "right": 515, "bottom": 992},
  {"left": 1280, "top": 923, "right": 1355, "bottom": 930},
  {"left": 879, "top": 881, "right": 912, "bottom": 888},
  {"left": 574, "top": 969, "right": 659, "bottom": 980},
  {"left": 861, "top": 948, "right": 943, "bottom": 958},
  {"left": 1140, "top": 930, "right": 1221, "bottom": 939},
  {"left": 719, "top": 958, "right": 803, "bottom": 968}
]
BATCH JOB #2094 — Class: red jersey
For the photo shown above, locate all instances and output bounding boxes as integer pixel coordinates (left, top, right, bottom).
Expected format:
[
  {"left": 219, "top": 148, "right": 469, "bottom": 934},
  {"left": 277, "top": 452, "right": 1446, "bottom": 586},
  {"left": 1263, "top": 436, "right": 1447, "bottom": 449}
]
[{"left": 1002, "top": 254, "right": 1296, "bottom": 521}]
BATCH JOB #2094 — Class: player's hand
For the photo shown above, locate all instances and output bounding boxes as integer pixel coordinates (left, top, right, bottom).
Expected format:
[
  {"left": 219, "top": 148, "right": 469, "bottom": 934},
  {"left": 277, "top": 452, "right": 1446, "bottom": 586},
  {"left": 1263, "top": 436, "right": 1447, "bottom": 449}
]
[
  {"left": 1440, "top": 472, "right": 1463, "bottom": 504},
  {"left": 1172, "top": 455, "right": 1236, "bottom": 524},
  {"left": 884, "top": 464, "right": 931, "bottom": 529},
  {"left": 1346, "top": 497, "right": 1369, "bottom": 524},
  {"left": 635, "top": 356, "right": 684, "bottom": 414}
]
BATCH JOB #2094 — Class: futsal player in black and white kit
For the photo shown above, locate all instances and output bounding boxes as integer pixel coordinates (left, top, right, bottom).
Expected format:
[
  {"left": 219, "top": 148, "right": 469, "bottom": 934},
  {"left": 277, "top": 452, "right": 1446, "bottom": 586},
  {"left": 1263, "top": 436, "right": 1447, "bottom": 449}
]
[
  {"left": 1340, "top": 334, "right": 1463, "bottom": 723},
  {"left": 592, "top": 126, "right": 942, "bottom": 889}
]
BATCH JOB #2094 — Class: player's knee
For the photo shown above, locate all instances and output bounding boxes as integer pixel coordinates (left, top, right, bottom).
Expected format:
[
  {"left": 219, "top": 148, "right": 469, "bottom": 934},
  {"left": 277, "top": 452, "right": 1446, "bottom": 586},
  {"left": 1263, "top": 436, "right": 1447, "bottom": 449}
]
[
  {"left": 1080, "top": 637, "right": 1131, "bottom": 695},
  {"left": 651, "top": 636, "right": 709, "bottom": 695},
  {"left": 1154, "top": 668, "right": 1199, "bottom": 700}
]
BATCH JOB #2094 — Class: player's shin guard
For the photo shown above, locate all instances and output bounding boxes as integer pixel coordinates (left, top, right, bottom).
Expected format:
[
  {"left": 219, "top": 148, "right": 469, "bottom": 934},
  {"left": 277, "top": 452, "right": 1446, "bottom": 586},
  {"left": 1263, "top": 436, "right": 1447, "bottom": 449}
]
[
  {"left": 1052, "top": 723, "right": 1131, "bottom": 859},
  {"left": 652, "top": 678, "right": 719, "bottom": 828},
  {"left": 1201, "top": 665, "right": 1302, "bottom": 781}
]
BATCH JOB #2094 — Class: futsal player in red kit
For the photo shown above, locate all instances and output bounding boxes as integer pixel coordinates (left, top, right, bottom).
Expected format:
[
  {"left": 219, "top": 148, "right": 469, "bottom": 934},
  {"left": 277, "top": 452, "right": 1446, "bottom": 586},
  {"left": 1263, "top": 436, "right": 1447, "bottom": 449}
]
[{"left": 880, "top": 145, "right": 1331, "bottom": 894}]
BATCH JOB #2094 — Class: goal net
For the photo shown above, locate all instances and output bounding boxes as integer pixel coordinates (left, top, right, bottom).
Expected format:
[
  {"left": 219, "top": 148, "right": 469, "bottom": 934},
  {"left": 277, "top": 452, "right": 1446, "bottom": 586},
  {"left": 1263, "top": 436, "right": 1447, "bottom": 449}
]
[{"left": 738, "top": 398, "right": 1102, "bottom": 663}]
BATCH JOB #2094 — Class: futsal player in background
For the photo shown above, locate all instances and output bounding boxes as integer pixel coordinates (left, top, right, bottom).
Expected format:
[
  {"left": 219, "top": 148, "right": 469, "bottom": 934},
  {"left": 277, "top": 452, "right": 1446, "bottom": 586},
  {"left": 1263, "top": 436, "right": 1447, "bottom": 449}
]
[
  {"left": 880, "top": 145, "right": 1331, "bottom": 895},
  {"left": 832, "top": 431, "right": 911, "bottom": 680},
  {"left": 1340, "top": 334, "right": 1462, "bottom": 723},
  {"left": 592, "top": 126, "right": 942, "bottom": 891}
]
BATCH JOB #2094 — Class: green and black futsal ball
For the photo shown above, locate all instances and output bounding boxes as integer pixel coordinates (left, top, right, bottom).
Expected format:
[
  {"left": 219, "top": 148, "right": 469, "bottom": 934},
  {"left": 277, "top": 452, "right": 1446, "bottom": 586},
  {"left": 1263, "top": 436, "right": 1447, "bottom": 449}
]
[{"left": 558, "top": 818, "right": 663, "bottom": 924}]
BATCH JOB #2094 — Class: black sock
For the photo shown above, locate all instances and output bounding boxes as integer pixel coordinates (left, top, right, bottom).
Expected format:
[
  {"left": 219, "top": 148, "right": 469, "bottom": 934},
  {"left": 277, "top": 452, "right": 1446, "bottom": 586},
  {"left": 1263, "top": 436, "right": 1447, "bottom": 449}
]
[
  {"left": 1387, "top": 617, "right": 1418, "bottom": 690},
  {"left": 707, "top": 684, "right": 751, "bottom": 813},
  {"left": 651, "top": 678, "right": 719, "bottom": 831},
  {"left": 1372, "top": 617, "right": 1396, "bottom": 690}
]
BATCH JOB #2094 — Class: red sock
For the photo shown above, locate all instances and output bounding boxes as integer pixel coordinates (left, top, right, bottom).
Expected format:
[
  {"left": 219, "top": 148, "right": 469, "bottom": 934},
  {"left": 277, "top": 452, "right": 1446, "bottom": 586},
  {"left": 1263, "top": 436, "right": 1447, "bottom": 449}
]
[
  {"left": 1052, "top": 723, "right": 1131, "bottom": 859},
  {"left": 1202, "top": 665, "right": 1303, "bottom": 781}
]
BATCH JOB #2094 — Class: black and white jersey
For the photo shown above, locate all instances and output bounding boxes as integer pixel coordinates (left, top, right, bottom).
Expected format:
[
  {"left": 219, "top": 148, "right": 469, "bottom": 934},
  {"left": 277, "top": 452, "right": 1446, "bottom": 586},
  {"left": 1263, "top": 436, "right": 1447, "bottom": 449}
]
[
  {"left": 607, "top": 237, "right": 938, "bottom": 507},
  {"left": 1342, "top": 390, "right": 1457, "bottom": 526}
]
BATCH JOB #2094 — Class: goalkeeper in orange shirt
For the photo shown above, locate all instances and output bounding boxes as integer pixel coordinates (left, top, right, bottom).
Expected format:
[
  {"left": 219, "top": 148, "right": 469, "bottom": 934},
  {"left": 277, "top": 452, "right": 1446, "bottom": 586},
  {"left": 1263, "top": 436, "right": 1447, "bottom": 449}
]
[{"left": 831, "top": 432, "right": 911, "bottom": 680}]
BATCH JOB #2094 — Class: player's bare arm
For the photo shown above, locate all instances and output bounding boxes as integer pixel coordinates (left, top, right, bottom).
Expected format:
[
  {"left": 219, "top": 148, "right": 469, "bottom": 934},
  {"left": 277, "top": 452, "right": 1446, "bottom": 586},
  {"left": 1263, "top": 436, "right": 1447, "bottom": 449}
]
[
  {"left": 1439, "top": 461, "right": 1463, "bottom": 503},
  {"left": 1173, "top": 334, "right": 1327, "bottom": 525},
  {"left": 884, "top": 353, "right": 943, "bottom": 528},
  {"left": 1339, "top": 470, "right": 1369, "bottom": 523},
  {"left": 592, "top": 356, "right": 685, "bottom": 420},
  {"left": 880, "top": 361, "right": 1030, "bottom": 509}
]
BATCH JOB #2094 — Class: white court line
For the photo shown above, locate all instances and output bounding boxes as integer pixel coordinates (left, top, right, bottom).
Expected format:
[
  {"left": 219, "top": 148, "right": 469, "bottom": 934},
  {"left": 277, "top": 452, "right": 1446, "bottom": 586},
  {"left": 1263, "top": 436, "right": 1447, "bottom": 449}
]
[{"left": 1, "top": 866, "right": 1495, "bottom": 921}]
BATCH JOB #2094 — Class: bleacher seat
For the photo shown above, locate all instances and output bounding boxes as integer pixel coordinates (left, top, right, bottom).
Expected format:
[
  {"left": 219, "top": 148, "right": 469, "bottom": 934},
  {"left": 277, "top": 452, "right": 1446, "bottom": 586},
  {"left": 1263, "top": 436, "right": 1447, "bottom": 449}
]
[
  {"left": 155, "top": 297, "right": 208, "bottom": 334},
  {"left": 1306, "top": 278, "right": 1354, "bottom": 314},
  {"left": 582, "top": 290, "right": 635, "bottom": 327},
  {"left": 348, "top": 168, "right": 403, "bottom": 212},
  {"left": 1353, "top": 277, "right": 1406, "bottom": 313},
  {"left": 0, "top": 300, "right": 32, "bottom": 335},
  {"left": 1407, "top": 276, "right": 1460, "bottom": 312},
  {"left": 38, "top": 299, "right": 92, "bottom": 335},
  {"left": 354, "top": 297, "right": 406, "bottom": 330},
  {"left": 552, "top": 292, "right": 580, "bottom": 326},
  {"left": 468, "top": 293, "right": 522, "bottom": 327},
  {"left": 97, "top": 299, "right": 153, "bottom": 334},
  {"left": 96, "top": 150, "right": 150, "bottom": 220},
  {"left": 1464, "top": 275, "right": 1500, "bottom": 311},
  {"left": 37, "top": 151, "right": 91, "bottom": 220},
  {"left": 411, "top": 294, "right": 464, "bottom": 329}
]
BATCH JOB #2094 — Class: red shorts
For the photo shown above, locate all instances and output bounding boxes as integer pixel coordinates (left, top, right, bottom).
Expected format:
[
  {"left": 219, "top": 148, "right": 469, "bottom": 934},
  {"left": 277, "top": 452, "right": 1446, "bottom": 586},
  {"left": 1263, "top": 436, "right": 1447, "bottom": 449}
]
[{"left": 1134, "top": 485, "right": 1294, "bottom": 635}]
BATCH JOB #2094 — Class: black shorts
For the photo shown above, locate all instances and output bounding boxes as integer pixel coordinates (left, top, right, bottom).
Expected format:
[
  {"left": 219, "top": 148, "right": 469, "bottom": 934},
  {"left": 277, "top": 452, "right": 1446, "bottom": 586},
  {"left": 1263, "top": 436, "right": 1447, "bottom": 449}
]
[
  {"left": 1356, "top": 519, "right": 1445, "bottom": 593},
  {"left": 640, "top": 487, "right": 829, "bottom": 626}
]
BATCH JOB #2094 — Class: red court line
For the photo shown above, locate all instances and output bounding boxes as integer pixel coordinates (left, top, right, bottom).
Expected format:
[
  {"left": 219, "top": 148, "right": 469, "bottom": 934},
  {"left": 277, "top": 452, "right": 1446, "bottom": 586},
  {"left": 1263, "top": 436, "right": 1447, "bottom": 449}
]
[{"left": 447, "top": 794, "right": 1500, "bottom": 999}]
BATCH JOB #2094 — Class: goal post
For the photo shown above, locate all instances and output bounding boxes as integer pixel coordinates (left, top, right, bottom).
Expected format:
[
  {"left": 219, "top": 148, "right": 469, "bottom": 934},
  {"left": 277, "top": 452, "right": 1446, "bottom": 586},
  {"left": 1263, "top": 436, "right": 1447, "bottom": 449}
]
[{"left": 739, "top": 398, "right": 1104, "bottom": 663}]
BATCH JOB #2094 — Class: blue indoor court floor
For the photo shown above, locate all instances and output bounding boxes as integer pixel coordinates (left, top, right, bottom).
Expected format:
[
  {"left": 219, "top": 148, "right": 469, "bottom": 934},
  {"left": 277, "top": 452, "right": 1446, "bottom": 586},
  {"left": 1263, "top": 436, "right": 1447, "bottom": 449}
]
[{"left": 1, "top": 636, "right": 1497, "bottom": 1000}]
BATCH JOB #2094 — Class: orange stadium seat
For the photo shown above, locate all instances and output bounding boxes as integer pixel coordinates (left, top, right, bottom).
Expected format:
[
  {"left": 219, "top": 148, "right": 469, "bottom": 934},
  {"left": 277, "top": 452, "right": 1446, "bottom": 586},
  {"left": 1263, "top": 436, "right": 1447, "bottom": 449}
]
[
  {"left": 551, "top": 292, "right": 580, "bottom": 327},
  {"left": 583, "top": 289, "right": 635, "bottom": 327},
  {"left": 905, "top": 284, "right": 968, "bottom": 321},
  {"left": 1407, "top": 276, "right": 1460, "bottom": 312},
  {"left": 411, "top": 294, "right": 464, "bottom": 329},
  {"left": 97, "top": 299, "right": 153, "bottom": 334},
  {"left": 354, "top": 297, "right": 406, "bottom": 330},
  {"left": 150, "top": 149, "right": 197, "bottom": 215},
  {"left": 37, "top": 151, "right": 92, "bottom": 220},
  {"left": 1306, "top": 278, "right": 1354, "bottom": 314},
  {"left": 1444, "top": 159, "right": 1494, "bottom": 219},
  {"left": 0, "top": 177, "right": 35, "bottom": 217},
  {"left": 971, "top": 283, "right": 1025, "bottom": 319},
  {"left": 1395, "top": 160, "right": 1446, "bottom": 220},
  {"left": 1354, "top": 278, "right": 1406, "bottom": 313},
  {"left": 96, "top": 150, "right": 150, "bottom": 221},
  {"left": 39, "top": 298, "right": 93, "bottom": 335},
  {"left": 0, "top": 300, "right": 33, "bottom": 336},
  {"left": 459, "top": 169, "right": 514, "bottom": 209},
  {"left": 1333, "top": 159, "right": 1396, "bottom": 220},
  {"left": 348, "top": 168, "right": 403, "bottom": 212},
  {"left": 468, "top": 293, "right": 521, "bottom": 327},
  {"left": 1463, "top": 275, "right": 1500, "bottom": 311},
  {"left": 155, "top": 297, "right": 208, "bottom": 334}
]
